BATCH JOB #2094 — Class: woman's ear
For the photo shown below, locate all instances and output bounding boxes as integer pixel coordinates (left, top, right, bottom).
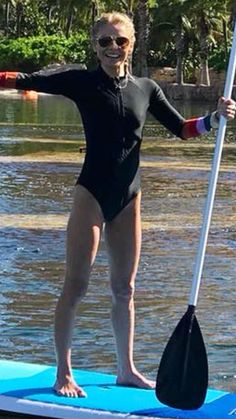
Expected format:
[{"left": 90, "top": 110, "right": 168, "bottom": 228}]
[{"left": 128, "top": 41, "right": 134, "bottom": 55}]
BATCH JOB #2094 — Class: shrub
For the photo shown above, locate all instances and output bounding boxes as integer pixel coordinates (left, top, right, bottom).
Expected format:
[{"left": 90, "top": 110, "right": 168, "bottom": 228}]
[{"left": 0, "top": 33, "right": 90, "bottom": 72}]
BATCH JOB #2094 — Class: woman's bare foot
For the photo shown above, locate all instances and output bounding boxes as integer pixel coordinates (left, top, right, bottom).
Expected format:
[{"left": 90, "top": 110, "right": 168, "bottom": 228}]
[
  {"left": 53, "top": 375, "right": 87, "bottom": 398},
  {"left": 116, "top": 369, "right": 155, "bottom": 389}
]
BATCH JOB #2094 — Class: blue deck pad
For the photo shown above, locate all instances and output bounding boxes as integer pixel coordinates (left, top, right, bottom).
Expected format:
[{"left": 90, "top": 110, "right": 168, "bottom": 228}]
[{"left": 0, "top": 360, "right": 236, "bottom": 419}]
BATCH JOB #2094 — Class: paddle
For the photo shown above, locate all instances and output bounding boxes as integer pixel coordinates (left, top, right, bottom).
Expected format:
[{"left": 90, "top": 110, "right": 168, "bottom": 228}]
[{"left": 156, "top": 21, "right": 236, "bottom": 410}]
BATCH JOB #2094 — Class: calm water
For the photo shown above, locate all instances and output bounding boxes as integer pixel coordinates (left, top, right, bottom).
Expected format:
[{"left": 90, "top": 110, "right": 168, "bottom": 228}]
[{"left": 0, "top": 90, "right": 236, "bottom": 405}]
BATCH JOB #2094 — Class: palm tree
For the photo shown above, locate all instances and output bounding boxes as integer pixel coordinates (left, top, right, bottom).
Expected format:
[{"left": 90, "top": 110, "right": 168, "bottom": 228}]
[
  {"left": 175, "top": 14, "right": 190, "bottom": 84},
  {"left": 15, "top": 0, "right": 24, "bottom": 37},
  {"left": 119, "top": 0, "right": 135, "bottom": 17},
  {"left": 3, "top": 0, "right": 33, "bottom": 37},
  {"left": 47, "top": 0, "right": 58, "bottom": 24},
  {"left": 135, "top": 0, "right": 150, "bottom": 76},
  {"left": 196, "top": 10, "right": 211, "bottom": 85},
  {"left": 150, "top": 0, "right": 192, "bottom": 84},
  {"left": 4, "top": 0, "right": 11, "bottom": 35},
  {"left": 91, "top": 0, "right": 99, "bottom": 26},
  {"left": 191, "top": 0, "right": 229, "bottom": 85}
]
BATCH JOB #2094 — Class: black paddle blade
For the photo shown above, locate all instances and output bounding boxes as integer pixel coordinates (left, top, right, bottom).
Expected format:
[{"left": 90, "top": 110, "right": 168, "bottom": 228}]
[{"left": 156, "top": 305, "right": 208, "bottom": 410}]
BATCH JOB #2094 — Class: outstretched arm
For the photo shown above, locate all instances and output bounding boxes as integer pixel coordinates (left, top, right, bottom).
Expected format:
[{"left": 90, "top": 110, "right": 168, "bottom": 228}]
[{"left": 0, "top": 68, "right": 86, "bottom": 98}]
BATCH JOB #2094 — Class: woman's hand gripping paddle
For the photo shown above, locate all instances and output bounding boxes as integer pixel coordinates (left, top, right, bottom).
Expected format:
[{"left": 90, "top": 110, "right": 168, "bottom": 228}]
[{"left": 155, "top": 22, "right": 236, "bottom": 410}]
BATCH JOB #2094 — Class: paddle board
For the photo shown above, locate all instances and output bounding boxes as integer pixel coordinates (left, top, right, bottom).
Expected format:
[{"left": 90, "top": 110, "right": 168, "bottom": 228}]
[{"left": 0, "top": 360, "right": 235, "bottom": 419}]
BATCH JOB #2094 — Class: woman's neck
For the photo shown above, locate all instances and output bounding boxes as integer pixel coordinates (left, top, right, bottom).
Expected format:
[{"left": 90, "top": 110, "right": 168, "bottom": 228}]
[{"left": 101, "top": 63, "right": 125, "bottom": 78}]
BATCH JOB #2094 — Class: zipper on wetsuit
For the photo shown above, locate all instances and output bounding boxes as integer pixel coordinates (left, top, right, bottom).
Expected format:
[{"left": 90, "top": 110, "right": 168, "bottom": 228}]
[
  {"left": 115, "top": 81, "right": 126, "bottom": 146},
  {"left": 115, "top": 79, "right": 125, "bottom": 120}
]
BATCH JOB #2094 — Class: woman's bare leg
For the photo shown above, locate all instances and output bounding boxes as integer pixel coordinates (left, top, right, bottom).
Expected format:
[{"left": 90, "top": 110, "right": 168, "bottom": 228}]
[
  {"left": 54, "top": 185, "right": 103, "bottom": 397},
  {"left": 105, "top": 192, "right": 155, "bottom": 389}
]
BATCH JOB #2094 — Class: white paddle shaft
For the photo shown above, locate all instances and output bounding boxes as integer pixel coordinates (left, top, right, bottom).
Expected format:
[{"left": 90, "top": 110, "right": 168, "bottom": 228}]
[{"left": 189, "top": 22, "right": 236, "bottom": 307}]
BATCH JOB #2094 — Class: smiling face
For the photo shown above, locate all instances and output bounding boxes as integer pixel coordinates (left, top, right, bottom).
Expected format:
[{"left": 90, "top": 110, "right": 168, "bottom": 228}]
[{"left": 93, "top": 22, "right": 134, "bottom": 77}]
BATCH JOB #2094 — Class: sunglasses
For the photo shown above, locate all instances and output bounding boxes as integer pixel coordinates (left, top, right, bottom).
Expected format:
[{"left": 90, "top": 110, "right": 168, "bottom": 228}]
[{"left": 97, "top": 36, "right": 130, "bottom": 48}]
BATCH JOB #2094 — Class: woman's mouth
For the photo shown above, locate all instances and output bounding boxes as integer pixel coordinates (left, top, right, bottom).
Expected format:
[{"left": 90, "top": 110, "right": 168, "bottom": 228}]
[{"left": 105, "top": 52, "right": 120, "bottom": 59}]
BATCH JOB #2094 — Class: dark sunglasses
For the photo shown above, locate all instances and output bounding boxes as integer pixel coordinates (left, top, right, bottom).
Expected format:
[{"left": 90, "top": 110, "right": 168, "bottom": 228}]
[{"left": 97, "top": 36, "right": 130, "bottom": 48}]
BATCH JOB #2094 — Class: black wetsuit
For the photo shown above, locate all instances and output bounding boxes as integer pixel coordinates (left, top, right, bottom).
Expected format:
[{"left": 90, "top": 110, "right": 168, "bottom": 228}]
[{"left": 15, "top": 66, "right": 185, "bottom": 221}]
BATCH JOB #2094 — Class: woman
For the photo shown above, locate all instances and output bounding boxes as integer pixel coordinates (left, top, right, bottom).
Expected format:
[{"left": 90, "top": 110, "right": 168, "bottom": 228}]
[{"left": 0, "top": 11, "right": 235, "bottom": 398}]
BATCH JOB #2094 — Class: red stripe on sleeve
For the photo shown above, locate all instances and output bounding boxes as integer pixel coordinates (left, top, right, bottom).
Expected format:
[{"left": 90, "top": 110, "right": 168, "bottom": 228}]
[
  {"left": 0, "top": 72, "right": 18, "bottom": 88},
  {"left": 182, "top": 118, "right": 199, "bottom": 138}
]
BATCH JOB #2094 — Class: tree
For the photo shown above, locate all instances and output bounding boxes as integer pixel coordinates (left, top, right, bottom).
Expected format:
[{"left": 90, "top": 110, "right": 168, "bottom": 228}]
[
  {"left": 0, "top": 0, "right": 16, "bottom": 36},
  {"left": 150, "top": 0, "right": 192, "bottom": 84},
  {"left": 4, "top": 0, "right": 11, "bottom": 35},
  {"left": 135, "top": 0, "right": 150, "bottom": 76},
  {"left": 191, "top": 0, "right": 229, "bottom": 85}
]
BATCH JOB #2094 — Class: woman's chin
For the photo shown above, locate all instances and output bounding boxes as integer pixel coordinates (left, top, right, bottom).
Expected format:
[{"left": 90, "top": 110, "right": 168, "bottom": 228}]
[{"left": 103, "top": 57, "right": 123, "bottom": 68}]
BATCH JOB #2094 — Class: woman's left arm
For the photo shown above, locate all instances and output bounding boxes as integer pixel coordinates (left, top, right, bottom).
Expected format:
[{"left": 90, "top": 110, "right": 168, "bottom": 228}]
[
  {"left": 148, "top": 80, "right": 235, "bottom": 140},
  {"left": 181, "top": 97, "right": 236, "bottom": 139}
]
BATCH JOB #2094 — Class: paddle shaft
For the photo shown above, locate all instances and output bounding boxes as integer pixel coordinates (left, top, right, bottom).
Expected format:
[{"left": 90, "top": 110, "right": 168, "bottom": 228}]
[{"left": 189, "top": 22, "right": 236, "bottom": 307}]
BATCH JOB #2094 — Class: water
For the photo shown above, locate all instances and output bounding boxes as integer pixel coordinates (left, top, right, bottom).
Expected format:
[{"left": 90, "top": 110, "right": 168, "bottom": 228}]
[{"left": 0, "top": 90, "right": 236, "bottom": 406}]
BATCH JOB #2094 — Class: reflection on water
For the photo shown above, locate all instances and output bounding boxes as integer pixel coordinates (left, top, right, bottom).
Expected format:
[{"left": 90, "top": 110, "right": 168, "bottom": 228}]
[{"left": 0, "top": 91, "right": 236, "bottom": 397}]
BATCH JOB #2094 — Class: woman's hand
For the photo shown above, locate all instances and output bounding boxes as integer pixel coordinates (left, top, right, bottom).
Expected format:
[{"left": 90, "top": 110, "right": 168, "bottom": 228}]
[{"left": 216, "top": 96, "right": 236, "bottom": 120}]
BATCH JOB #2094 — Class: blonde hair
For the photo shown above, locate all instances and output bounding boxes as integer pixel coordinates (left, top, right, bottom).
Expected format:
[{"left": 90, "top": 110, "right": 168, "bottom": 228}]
[{"left": 92, "top": 11, "right": 135, "bottom": 45}]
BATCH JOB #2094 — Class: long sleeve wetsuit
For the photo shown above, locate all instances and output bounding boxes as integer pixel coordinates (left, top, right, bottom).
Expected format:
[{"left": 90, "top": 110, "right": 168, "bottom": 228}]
[{"left": 0, "top": 66, "right": 213, "bottom": 221}]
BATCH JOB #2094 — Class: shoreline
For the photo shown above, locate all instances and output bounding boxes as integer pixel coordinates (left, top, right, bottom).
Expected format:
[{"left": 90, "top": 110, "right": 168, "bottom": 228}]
[
  {"left": 156, "top": 81, "right": 234, "bottom": 102},
  {"left": 148, "top": 67, "right": 236, "bottom": 101}
]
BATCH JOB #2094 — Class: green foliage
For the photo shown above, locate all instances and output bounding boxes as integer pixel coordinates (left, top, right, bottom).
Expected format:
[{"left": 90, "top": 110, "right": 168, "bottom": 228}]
[
  {"left": 208, "top": 46, "right": 229, "bottom": 71},
  {"left": 0, "top": 33, "right": 90, "bottom": 71},
  {"left": 147, "top": 42, "right": 177, "bottom": 67}
]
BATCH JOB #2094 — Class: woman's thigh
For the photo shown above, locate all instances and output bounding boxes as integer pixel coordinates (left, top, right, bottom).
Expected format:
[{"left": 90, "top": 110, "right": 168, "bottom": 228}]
[
  {"left": 104, "top": 192, "right": 142, "bottom": 291},
  {"left": 65, "top": 185, "right": 104, "bottom": 284}
]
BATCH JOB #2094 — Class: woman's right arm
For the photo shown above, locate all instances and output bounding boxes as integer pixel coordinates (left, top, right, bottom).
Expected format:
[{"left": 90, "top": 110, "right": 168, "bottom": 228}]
[{"left": 0, "top": 68, "right": 85, "bottom": 98}]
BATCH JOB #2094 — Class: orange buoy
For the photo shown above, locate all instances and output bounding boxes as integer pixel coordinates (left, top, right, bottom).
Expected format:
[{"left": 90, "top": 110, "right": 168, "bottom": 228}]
[{"left": 22, "top": 90, "right": 38, "bottom": 100}]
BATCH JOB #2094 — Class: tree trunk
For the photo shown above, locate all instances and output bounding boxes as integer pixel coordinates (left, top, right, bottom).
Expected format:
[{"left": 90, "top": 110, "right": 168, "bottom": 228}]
[
  {"left": 199, "top": 59, "right": 210, "bottom": 85},
  {"left": 16, "top": 1, "right": 24, "bottom": 38},
  {"left": 231, "top": 4, "right": 236, "bottom": 27},
  {"left": 65, "top": 2, "right": 74, "bottom": 38},
  {"left": 4, "top": 0, "right": 10, "bottom": 36},
  {"left": 175, "top": 22, "right": 185, "bottom": 85},
  {"left": 135, "top": 0, "right": 149, "bottom": 77},
  {"left": 120, "top": 0, "right": 134, "bottom": 18},
  {"left": 199, "top": 13, "right": 210, "bottom": 86},
  {"left": 176, "top": 56, "right": 184, "bottom": 84},
  {"left": 222, "top": 18, "right": 228, "bottom": 61},
  {"left": 48, "top": 5, "right": 56, "bottom": 24},
  {"left": 91, "top": 1, "right": 99, "bottom": 25}
]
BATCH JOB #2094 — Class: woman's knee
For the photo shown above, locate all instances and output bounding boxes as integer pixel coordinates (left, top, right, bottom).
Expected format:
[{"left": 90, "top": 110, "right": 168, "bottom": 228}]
[
  {"left": 111, "top": 279, "right": 135, "bottom": 303},
  {"left": 62, "top": 276, "right": 89, "bottom": 304}
]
